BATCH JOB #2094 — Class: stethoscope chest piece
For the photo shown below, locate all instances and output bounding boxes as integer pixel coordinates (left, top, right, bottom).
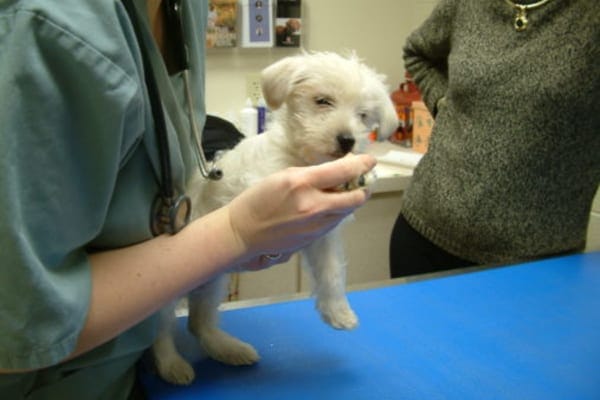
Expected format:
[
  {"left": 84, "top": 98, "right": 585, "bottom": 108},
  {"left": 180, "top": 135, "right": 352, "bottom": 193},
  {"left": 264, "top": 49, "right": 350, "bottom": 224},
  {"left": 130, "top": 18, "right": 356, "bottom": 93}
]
[
  {"left": 122, "top": 0, "right": 221, "bottom": 237},
  {"left": 151, "top": 193, "right": 191, "bottom": 235}
]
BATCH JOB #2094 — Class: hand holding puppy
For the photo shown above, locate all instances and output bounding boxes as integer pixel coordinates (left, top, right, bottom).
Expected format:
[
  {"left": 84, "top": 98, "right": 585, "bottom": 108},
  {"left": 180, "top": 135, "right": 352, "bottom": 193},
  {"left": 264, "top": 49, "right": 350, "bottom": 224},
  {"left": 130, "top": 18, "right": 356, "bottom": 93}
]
[{"left": 227, "top": 153, "right": 376, "bottom": 263}]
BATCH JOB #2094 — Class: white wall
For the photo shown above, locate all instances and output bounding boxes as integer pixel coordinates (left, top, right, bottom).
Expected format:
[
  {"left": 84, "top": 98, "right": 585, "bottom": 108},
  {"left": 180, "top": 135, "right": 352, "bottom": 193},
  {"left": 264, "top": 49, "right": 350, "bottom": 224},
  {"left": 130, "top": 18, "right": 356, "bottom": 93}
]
[{"left": 205, "top": 0, "right": 438, "bottom": 119}]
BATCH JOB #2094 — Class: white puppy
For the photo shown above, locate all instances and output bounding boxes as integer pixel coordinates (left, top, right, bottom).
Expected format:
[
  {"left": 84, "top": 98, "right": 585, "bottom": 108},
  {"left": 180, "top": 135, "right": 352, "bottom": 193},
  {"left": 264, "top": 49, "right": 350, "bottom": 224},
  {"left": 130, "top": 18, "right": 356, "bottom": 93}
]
[{"left": 152, "top": 51, "right": 398, "bottom": 385}]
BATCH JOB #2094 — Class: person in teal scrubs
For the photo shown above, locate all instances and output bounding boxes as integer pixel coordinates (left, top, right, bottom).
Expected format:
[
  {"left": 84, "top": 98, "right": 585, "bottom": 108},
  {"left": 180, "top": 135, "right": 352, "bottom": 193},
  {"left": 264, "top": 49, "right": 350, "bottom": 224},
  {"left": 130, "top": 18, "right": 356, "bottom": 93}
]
[{"left": 0, "top": 1, "right": 376, "bottom": 398}]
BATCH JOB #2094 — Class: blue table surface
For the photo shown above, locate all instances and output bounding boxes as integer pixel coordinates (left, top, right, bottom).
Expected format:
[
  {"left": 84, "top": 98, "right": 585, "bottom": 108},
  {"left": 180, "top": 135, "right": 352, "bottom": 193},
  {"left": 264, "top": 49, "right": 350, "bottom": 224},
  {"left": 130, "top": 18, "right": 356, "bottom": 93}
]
[{"left": 140, "top": 252, "right": 600, "bottom": 400}]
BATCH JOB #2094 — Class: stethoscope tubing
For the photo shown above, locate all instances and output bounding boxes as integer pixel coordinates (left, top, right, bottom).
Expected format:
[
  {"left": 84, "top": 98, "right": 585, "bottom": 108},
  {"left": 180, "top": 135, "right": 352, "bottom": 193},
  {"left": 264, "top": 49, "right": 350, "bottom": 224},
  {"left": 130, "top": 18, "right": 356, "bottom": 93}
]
[
  {"left": 122, "top": 0, "right": 175, "bottom": 202},
  {"left": 163, "top": 0, "right": 221, "bottom": 180},
  {"left": 182, "top": 68, "right": 223, "bottom": 180},
  {"left": 122, "top": 0, "right": 220, "bottom": 235}
]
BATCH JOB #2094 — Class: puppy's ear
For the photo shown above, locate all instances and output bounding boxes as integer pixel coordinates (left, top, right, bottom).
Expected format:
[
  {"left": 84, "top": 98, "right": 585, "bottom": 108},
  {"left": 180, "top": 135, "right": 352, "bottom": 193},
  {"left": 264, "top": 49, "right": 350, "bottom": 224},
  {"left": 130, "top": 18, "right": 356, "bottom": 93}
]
[
  {"left": 377, "top": 94, "right": 400, "bottom": 140},
  {"left": 363, "top": 69, "right": 399, "bottom": 140},
  {"left": 260, "top": 56, "right": 303, "bottom": 110}
]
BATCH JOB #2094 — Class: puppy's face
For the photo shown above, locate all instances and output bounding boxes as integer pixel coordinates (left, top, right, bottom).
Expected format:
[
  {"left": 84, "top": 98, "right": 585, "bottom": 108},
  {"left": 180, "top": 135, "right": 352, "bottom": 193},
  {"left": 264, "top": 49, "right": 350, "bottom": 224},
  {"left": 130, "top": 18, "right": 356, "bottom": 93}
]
[{"left": 261, "top": 52, "right": 398, "bottom": 165}]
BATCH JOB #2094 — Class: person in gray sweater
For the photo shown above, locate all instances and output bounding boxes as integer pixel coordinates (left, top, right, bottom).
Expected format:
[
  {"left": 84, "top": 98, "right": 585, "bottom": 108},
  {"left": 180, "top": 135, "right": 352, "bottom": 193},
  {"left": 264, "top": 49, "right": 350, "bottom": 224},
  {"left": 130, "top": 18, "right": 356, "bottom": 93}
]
[{"left": 389, "top": 0, "right": 599, "bottom": 277}]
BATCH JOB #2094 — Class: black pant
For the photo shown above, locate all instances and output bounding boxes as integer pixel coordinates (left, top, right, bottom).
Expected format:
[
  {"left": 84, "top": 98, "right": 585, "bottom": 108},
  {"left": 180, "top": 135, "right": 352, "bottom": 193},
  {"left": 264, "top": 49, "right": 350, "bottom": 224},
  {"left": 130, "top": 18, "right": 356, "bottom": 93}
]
[
  {"left": 128, "top": 367, "right": 148, "bottom": 400},
  {"left": 389, "top": 214, "right": 477, "bottom": 278}
]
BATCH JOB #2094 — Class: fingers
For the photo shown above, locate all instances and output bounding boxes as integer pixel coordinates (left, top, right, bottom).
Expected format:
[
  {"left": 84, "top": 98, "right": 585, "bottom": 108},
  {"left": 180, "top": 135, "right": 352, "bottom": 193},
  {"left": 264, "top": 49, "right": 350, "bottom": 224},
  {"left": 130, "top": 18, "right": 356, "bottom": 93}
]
[
  {"left": 316, "top": 187, "right": 371, "bottom": 216},
  {"left": 306, "top": 154, "right": 376, "bottom": 190}
]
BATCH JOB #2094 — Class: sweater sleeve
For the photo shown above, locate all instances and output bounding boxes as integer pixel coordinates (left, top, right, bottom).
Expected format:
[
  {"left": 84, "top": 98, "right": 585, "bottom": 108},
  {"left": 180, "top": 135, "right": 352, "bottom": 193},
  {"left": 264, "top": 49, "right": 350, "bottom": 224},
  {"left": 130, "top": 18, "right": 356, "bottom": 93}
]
[
  {"left": 403, "top": 0, "right": 457, "bottom": 116},
  {"left": 0, "top": 7, "right": 143, "bottom": 370}
]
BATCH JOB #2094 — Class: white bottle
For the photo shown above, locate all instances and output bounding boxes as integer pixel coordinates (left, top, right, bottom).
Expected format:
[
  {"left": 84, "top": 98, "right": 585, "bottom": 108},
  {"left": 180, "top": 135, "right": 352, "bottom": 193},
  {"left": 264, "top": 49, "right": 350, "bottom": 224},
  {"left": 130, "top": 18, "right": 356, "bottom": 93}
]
[{"left": 239, "top": 98, "right": 258, "bottom": 137}]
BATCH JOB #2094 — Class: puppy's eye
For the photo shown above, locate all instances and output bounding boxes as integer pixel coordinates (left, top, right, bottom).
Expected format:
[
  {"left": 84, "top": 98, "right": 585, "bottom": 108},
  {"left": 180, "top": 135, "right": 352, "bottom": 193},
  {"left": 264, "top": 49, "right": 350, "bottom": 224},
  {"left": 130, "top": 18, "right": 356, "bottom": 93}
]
[
  {"left": 315, "top": 97, "right": 333, "bottom": 107},
  {"left": 359, "top": 112, "right": 369, "bottom": 121}
]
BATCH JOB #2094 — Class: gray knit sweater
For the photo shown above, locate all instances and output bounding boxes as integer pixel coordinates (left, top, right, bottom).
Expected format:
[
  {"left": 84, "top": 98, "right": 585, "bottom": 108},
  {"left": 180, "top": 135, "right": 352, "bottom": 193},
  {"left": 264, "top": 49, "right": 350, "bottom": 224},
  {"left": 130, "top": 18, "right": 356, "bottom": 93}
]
[{"left": 401, "top": 0, "right": 599, "bottom": 264}]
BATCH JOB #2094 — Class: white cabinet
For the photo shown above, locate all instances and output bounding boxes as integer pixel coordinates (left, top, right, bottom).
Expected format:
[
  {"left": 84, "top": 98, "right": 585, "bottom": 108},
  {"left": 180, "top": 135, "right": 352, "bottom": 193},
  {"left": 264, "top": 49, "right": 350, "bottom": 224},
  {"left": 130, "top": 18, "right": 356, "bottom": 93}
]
[{"left": 585, "top": 187, "right": 600, "bottom": 252}]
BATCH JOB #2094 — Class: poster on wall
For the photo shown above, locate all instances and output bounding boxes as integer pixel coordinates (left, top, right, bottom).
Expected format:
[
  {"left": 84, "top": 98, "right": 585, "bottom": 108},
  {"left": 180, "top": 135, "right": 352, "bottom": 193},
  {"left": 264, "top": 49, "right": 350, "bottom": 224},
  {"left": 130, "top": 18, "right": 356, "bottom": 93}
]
[
  {"left": 275, "top": 0, "right": 301, "bottom": 47},
  {"left": 206, "top": 0, "right": 238, "bottom": 48}
]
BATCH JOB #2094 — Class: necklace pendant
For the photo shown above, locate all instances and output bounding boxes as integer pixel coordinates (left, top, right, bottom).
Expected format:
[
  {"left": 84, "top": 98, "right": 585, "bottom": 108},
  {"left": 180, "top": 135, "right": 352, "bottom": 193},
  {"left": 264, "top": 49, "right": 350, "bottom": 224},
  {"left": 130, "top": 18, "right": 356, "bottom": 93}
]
[{"left": 514, "top": 6, "right": 528, "bottom": 31}]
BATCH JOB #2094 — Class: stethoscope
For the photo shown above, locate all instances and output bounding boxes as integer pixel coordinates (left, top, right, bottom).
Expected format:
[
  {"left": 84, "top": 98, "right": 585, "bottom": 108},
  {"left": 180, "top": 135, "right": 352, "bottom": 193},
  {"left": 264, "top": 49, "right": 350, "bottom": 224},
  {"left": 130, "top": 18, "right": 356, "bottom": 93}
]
[{"left": 122, "top": 0, "right": 222, "bottom": 236}]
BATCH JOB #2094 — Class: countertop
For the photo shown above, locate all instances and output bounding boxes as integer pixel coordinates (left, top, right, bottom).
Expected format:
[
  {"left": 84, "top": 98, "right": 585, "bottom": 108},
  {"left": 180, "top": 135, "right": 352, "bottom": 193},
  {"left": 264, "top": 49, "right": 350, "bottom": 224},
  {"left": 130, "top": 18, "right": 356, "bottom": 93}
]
[
  {"left": 140, "top": 252, "right": 600, "bottom": 400},
  {"left": 366, "top": 141, "right": 421, "bottom": 194}
]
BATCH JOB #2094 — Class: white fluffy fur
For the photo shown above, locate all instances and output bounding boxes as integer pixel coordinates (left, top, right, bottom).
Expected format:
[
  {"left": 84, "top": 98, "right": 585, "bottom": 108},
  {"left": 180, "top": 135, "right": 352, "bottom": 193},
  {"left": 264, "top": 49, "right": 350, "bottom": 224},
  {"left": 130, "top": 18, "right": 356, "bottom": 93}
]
[{"left": 152, "top": 52, "right": 398, "bottom": 385}]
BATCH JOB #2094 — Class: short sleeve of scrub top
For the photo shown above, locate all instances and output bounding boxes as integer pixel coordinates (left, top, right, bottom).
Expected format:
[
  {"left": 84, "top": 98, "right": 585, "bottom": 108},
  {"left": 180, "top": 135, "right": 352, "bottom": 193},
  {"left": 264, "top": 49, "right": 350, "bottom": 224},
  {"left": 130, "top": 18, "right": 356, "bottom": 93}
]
[{"left": 0, "top": 0, "right": 207, "bottom": 398}]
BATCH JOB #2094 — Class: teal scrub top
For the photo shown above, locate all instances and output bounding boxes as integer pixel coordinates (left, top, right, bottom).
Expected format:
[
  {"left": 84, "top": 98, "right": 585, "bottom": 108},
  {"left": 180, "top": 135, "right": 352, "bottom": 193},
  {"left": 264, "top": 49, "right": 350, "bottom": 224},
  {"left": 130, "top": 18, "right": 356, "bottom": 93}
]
[{"left": 0, "top": 0, "right": 207, "bottom": 398}]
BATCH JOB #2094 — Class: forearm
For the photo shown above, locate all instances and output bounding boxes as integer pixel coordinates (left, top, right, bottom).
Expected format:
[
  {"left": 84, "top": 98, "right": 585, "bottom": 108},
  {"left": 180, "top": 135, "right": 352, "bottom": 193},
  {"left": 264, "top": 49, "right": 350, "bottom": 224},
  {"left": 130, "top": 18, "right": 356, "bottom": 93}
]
[{"left": 73, "top": 206, "right": 244, "bottom": 360}]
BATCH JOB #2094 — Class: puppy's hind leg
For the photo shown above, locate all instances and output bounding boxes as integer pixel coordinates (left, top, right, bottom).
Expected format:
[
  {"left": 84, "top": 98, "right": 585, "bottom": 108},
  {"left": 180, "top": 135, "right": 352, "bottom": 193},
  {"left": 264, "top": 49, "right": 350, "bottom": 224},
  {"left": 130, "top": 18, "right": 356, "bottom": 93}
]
[
  {"left": 188, "top": 275, "right": 260, "bottom": 366},
  {"left": 302, "top": 227, "right": 358, "bottom": 330},
  {"left": 152, "top": 302, "right": 196, "bottom": 385}
]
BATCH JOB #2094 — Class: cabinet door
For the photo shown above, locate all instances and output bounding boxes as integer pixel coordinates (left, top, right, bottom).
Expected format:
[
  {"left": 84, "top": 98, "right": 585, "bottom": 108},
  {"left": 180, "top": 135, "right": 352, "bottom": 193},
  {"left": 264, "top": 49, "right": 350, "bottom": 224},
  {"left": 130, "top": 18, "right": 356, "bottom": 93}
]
[
  {"left": 233, "top": 256, "right": 300, "bottom": 301},
  {"left": 586, "top": 187, "right": 600, "bottom": 252}
]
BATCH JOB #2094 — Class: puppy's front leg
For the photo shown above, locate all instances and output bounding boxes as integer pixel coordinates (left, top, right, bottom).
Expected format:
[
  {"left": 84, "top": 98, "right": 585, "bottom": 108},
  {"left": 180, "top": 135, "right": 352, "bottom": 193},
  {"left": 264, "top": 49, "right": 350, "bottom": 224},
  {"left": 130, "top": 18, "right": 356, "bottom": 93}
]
[{"left": 301, "top": 226, "right": 358, "bottom": 330}]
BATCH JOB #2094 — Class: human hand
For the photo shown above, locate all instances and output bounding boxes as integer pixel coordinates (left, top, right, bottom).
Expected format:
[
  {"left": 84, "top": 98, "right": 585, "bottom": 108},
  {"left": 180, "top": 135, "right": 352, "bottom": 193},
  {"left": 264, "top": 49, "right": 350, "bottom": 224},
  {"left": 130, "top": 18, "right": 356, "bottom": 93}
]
[{"left": 226, "top": 154, "right": 376, "bottom": 264}]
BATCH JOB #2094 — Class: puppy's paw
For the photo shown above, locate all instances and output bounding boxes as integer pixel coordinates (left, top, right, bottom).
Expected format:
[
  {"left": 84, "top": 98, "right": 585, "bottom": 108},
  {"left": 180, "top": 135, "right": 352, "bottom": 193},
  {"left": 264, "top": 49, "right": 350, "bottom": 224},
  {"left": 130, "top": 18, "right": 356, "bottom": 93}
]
[
  {"left": 318, "top": 301, "right": 359, "bottom": 330},
  {"left": 155, "top": 353, "right": 196, "bottom": 386},
  {"left": 334, "top": 170, "right": 377, "bottom": 192},
  {"left": 201, "top": 329, "right": 260, "bottom": 366}
]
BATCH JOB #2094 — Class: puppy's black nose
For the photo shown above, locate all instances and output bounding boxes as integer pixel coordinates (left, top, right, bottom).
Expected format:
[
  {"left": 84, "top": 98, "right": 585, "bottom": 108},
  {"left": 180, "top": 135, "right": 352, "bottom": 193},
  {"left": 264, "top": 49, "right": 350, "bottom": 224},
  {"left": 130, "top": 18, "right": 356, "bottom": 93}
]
[{"left": 336, "top": 133, "right": 355, "bottom": 154}]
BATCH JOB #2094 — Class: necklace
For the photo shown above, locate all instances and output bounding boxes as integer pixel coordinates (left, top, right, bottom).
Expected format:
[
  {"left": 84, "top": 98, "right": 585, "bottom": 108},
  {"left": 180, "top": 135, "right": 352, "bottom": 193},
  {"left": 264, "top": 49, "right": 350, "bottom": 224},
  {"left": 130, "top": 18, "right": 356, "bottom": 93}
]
[{"left": 504, "top": 0, "right": 552, "bottom": 31}]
